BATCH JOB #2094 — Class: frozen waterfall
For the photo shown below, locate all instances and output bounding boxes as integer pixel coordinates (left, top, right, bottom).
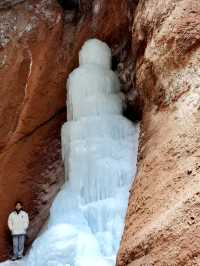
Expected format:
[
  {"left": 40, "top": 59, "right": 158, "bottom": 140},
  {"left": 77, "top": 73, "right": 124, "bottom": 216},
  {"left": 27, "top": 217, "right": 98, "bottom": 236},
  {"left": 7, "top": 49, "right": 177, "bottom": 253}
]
[{"left": 25, "top": 39, "right": 139, "bottom": 266}]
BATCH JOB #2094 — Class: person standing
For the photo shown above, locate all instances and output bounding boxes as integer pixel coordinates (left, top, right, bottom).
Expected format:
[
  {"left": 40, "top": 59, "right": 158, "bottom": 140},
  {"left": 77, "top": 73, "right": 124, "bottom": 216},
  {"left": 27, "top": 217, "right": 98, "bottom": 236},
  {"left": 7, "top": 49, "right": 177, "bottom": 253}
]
[{"left": 8, "top": 201, "right": 29, "bottom": 261}]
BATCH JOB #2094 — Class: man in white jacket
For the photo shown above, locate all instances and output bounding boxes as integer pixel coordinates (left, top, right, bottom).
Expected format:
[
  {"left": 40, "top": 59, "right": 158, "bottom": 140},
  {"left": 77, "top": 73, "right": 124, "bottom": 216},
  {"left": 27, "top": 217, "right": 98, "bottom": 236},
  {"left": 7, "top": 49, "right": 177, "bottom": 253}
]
[{"left": 8, "top": 201, "right": 29, "bottom": 261}]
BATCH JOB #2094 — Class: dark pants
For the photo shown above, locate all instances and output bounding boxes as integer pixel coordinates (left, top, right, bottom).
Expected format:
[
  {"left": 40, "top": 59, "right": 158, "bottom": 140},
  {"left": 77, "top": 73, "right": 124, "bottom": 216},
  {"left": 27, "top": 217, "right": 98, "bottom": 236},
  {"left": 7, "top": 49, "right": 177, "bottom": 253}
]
[{"left": 12, "top": 234, "right": 26, "bottom": 258}]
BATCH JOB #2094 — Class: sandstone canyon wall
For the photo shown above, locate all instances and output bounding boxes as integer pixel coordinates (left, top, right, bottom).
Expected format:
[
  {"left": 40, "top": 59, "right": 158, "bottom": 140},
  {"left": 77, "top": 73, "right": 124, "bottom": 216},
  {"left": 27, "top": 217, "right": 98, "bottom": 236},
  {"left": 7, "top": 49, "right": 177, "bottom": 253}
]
[
  {"left": 117, "top": 0, "right": 200, "bottom": 265},
  {"left": 0, "top": 0, "right": 67, "bottom": 260},
  {"left": 0, "top": 0, "right": 136, "bottom": 261}
]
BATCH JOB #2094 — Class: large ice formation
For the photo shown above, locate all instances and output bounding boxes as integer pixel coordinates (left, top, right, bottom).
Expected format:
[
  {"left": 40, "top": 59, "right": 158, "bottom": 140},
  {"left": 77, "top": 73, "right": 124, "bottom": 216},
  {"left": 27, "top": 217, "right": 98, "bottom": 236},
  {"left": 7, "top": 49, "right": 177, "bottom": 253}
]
[{"left": 25, "top": 39, "right": 139, "bottom": 266}]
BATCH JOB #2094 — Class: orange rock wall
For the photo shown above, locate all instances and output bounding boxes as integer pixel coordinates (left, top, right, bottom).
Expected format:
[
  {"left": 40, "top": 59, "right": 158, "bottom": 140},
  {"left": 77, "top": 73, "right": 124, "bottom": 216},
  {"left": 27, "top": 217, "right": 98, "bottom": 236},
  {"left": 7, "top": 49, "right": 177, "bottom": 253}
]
[{"left": 117, "top": 0, "right": 200, "bottom": 265}]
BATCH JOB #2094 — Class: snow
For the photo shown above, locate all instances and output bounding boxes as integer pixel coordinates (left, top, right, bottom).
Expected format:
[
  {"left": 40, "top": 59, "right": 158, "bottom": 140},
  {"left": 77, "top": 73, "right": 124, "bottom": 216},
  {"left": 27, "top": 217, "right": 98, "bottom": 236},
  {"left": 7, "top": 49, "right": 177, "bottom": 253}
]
[
  {"left": 13, "top": 39, "right": 139, "bottom": 266},
  {"left": 79, "top": 39, "right": 112, "bottom": 69},
  {"left": 0, "top": 260, "right": 24, "bottom": 266}
]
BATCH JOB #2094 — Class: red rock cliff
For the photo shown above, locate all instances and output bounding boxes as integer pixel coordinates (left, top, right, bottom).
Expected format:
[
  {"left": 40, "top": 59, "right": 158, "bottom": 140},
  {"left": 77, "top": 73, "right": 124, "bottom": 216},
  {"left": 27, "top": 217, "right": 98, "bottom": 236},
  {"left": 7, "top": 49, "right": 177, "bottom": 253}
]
[
  {"left": 117, "top": 0, "right": 200, "bottom": 265},
  {"left": 0, "top": 0, "right": 67, "bottom": 260}
]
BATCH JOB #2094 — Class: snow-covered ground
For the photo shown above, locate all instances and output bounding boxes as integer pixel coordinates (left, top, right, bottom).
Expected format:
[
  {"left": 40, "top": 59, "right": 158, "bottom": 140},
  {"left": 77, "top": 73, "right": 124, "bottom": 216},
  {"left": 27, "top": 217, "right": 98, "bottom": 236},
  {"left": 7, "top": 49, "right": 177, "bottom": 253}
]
[{"left": 0, "top": 260, "right": 24, "bottom": 266}]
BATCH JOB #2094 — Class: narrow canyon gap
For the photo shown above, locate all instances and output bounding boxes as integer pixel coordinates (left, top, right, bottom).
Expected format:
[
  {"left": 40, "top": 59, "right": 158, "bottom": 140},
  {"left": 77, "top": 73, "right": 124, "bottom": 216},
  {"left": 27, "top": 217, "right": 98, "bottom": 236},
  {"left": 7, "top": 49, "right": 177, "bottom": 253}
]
[{"left": 24, "top": 39, "right": 139, "bottom": 266}]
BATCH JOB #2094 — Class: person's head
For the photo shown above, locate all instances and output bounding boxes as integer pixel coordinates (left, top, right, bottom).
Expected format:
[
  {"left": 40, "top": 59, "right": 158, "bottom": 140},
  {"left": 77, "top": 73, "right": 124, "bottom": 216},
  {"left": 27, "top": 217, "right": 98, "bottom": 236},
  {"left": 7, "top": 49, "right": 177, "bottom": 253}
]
[{"left": 15, "top": 201, "right": 23, "bottom": 211}]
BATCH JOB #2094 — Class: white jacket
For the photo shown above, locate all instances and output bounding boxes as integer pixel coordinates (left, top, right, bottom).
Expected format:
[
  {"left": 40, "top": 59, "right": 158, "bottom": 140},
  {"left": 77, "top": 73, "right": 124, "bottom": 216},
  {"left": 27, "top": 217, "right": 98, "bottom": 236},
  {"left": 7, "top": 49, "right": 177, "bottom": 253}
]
[{"left": 8, "top": 210, "right": 29, "bottom": 235}]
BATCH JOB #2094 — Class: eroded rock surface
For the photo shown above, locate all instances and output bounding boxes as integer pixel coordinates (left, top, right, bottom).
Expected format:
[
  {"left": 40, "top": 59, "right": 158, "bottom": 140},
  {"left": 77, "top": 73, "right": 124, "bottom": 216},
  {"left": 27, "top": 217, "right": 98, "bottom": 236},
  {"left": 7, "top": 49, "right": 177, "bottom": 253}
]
[
  {"left": 117, "top": 0, "right": 200, "bottom": 265},
  {"left": 0, "top": 0, "right": 67, "bottom": 260}
]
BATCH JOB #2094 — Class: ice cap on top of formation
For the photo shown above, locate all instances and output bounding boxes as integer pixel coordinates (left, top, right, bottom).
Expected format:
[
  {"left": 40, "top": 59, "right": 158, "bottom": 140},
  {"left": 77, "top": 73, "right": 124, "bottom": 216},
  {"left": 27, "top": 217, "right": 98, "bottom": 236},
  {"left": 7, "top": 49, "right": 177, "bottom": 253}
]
[{"left": 79, "top": 38, "right": 112, "bottom": 69}]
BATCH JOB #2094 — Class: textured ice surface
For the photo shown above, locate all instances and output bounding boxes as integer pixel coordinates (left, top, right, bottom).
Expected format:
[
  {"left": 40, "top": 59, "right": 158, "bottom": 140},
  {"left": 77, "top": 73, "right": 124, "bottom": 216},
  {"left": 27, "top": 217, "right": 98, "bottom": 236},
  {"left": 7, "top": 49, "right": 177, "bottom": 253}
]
[
  {"left": 79, "top": 39, "right": 111, "bottom": 69},
  {"left": 0, "top": 261, "right": 24, "bottom": 266},
  {"left": 25, "top": 39, "right": 139, "bottom": 266}
]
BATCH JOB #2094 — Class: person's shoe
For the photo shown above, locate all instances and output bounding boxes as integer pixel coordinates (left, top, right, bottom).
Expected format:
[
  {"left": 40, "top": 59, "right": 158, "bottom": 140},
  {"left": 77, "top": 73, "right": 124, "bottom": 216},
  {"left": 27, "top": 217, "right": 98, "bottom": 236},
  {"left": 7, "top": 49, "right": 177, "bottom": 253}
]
[
  {"left": 17, "top": 255, "right": 23, "bottom": 260},
  {"left": 11, "top": 256, "right": 17, "bottom": 261}
]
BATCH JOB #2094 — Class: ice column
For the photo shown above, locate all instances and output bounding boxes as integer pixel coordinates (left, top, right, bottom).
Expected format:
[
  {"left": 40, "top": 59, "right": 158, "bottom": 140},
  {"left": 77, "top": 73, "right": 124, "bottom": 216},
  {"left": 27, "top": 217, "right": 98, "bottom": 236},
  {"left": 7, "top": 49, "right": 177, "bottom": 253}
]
[{"left": 26, "top": 39, "right": 139, "bottom": 266}]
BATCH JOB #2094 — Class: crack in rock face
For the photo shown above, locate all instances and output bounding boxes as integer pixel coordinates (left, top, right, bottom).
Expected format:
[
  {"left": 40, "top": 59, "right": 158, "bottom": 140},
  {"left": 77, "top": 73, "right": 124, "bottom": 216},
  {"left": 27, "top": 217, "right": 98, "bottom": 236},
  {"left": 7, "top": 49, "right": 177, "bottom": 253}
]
[
  {"left": 0, "top": 0, "right": 25, "bottom": 9},
  {"left": 57, "top": 0, "right": 80, "bottom": 10}
]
